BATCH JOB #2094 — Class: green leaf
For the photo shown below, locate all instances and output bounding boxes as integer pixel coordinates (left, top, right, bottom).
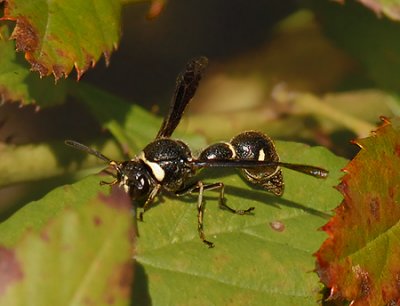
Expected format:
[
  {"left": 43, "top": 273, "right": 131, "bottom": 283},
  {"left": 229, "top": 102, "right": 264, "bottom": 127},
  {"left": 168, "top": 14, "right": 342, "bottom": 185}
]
[
  {"left": 2, "top": 0, "right": 121, "bottom": 79},
  {"left": 0, "top": 25, "right": 67, "bottom": 106},
  {"left": 131, "top": 142, "right": 345, "bottom": 305},
  {"left": 0, "top": 179, "right": 134, "bottom": 306},
  {"left": 316, "top": 117, "right": 400, "bottom": 306}
]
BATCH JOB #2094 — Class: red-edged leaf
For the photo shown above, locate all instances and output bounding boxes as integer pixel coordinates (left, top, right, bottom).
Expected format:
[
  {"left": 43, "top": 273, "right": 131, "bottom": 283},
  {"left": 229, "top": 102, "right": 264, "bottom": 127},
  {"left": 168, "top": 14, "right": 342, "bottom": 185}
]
[
  {"left": 1, "top": 0, "right": 121, "bottom": 79},
  {"left": 0, "top": 25, "right": 67, "bottom": 106},
  {"left": 316, "top": 117, "right": 400, "bottom": 306}
]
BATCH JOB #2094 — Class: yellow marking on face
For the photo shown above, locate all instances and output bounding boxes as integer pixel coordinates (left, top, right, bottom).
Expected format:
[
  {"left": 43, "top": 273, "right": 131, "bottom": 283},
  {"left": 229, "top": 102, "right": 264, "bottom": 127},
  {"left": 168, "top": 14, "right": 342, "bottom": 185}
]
[{"left": 119, "top": 175, "right": 130, "bottom": 193}]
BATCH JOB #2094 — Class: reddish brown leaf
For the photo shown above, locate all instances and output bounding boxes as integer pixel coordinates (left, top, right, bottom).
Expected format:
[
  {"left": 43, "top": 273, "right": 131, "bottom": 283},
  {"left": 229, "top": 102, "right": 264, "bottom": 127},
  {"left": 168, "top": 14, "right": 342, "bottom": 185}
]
[
  {"left": 11, "top": 16, "right": 38, "bottom": 53},
  {"left": 316, "top": 117, "right": 400, "bottom": 306}
]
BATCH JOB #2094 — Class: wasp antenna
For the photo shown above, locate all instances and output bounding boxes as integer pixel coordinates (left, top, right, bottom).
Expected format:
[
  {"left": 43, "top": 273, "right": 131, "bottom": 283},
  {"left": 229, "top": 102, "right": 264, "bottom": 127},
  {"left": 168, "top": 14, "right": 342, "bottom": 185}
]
[{"left": 65, "top": 140, "right": 112, "bottom": 163}]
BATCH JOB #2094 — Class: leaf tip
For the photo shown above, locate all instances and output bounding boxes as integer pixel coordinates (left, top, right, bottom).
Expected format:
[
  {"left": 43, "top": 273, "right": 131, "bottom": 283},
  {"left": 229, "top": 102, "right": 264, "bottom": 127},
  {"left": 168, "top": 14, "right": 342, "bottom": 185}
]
[
  {"left": 10, "top": 16, "right": 38, "bottom": 53},
  {"left": 104, "top": 50, "right": 112, "bottom": 67},
  {"left": 147, "top": 0, "right": 166, "bottom": 20}
]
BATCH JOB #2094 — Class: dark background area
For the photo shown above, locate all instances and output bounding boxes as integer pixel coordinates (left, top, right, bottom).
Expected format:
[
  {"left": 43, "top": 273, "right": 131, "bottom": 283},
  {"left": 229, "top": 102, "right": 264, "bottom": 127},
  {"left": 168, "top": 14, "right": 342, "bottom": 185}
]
[
  {"left": 85, "top": 0, "right": 297, "bottom": 110},
  {"left": 1, "top": 1, "right": 297, "bottom": 144}
]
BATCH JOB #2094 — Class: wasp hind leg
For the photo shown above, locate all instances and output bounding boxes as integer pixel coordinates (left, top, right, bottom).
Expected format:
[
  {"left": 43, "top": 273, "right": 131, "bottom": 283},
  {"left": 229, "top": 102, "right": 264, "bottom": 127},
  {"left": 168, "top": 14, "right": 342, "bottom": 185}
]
[
  {"left": 176, "top": 181, "right": 254, "bottom": 248},
  {"left": 176, "top": 181, "right": 214, "bottom": 248},
  {"left": 211, "top": 182, "right": 255, "bottom": 215}
]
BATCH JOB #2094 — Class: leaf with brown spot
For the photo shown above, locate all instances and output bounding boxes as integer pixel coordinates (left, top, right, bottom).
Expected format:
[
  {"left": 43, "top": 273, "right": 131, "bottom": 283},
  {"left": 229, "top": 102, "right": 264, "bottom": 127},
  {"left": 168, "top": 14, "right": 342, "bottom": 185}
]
[
  {"left": 1, "top": 0, "right": 121, "bottom": 79},
  {"left": 316, "top": 117, "right": 400, "bottom": 306},
  {"left": 0, "top": 178, "right": 134, "bottom": 306}
]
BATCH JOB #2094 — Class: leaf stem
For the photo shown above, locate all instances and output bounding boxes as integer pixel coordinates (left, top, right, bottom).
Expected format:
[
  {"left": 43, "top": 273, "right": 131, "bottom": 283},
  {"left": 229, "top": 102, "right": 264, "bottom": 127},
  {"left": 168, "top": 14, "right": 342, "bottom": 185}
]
[{"left": 273, "top": 87, "right": 375, "bottom": 137}]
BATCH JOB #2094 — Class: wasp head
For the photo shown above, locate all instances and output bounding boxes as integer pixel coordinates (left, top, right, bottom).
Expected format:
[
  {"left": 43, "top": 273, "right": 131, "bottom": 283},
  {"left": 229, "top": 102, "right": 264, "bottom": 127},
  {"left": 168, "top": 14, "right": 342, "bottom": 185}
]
[
  {"left": 65, "top": 140, "right": 155, "bottom": 203},
  {"left": 111, "top": 160, "right": 154, "bottom": 201}
]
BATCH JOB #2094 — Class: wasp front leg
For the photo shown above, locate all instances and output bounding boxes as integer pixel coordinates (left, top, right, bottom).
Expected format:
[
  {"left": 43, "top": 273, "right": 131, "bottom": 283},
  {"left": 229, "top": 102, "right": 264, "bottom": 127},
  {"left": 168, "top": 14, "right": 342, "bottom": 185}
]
[
  {"left": 139, "top": 184, "right": 161, "bottom": 221},
  {"left": 99, "top": 178, "right": 118, "bottom": 186}
]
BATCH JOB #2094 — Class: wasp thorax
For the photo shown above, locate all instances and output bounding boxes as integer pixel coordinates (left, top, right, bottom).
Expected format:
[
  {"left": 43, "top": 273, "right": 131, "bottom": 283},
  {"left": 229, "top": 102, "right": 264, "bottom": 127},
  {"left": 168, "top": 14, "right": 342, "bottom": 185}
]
[{"left": 141, "top": 138, "right": 194, "bottom": 191}]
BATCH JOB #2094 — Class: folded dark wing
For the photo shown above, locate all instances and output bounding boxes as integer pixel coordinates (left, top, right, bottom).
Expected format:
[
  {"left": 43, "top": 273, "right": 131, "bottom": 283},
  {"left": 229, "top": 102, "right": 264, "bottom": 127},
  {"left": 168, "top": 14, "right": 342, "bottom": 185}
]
[
  {"left": 192, "top": 159, "right": 328, "bottom": 178},
  {"left": 156, "top": 56, "right": 208, "bottom": 139}
]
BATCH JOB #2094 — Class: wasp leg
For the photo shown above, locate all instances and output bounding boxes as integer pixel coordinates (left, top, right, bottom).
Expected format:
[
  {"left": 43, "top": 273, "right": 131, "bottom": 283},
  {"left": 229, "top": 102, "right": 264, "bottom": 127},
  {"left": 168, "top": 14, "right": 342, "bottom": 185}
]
[
  {"left": 178, "top": 182, "right": 254, "bottom": 215},
  {"left": 176, "top": 181, "right": 254, "bottom": 248},
  {"left": 209, "top": 182, "right": 255, "bottom": 215},
  {"left": 139, "top": 184, "right": 161, "bottom": 221},
  {"left": 100, "top": 178, "right": 118, "bottom": 186},
  {"left": 176, "top": 181, "right": 215, "bottom": 248},
  {"left": 132, "top": 206, "right": 140, "bottom": 238}
]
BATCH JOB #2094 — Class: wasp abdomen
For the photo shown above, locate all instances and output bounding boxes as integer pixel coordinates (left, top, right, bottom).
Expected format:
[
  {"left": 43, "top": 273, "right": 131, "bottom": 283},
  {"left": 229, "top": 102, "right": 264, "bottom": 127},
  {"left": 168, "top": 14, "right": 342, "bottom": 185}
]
[
  {"left": 198, "top": 142, "right": 236, "bottom": 160},
  {"left": 198, "top": 131, "right": 284, "bottom": 196},
  {"left": 230, "top": 131, "right": 284, "bottom": 196}
]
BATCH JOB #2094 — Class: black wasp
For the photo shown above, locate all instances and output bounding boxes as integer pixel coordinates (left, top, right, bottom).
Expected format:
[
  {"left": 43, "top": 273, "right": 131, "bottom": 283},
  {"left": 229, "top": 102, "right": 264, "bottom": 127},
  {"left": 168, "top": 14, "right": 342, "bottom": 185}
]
[{"left": 66, "top": 57, "right": 328, "bottom": 248}]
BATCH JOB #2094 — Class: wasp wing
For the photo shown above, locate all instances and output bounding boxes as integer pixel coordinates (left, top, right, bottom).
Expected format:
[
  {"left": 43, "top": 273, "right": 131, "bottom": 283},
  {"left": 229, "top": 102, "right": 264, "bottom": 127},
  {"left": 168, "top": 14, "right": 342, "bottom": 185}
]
[
  {"left": 192, "top": 159, "right": 328, "bottom": 178},
  {"left": 156, "top": 56, "right": 208, "bottom": 139}
]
